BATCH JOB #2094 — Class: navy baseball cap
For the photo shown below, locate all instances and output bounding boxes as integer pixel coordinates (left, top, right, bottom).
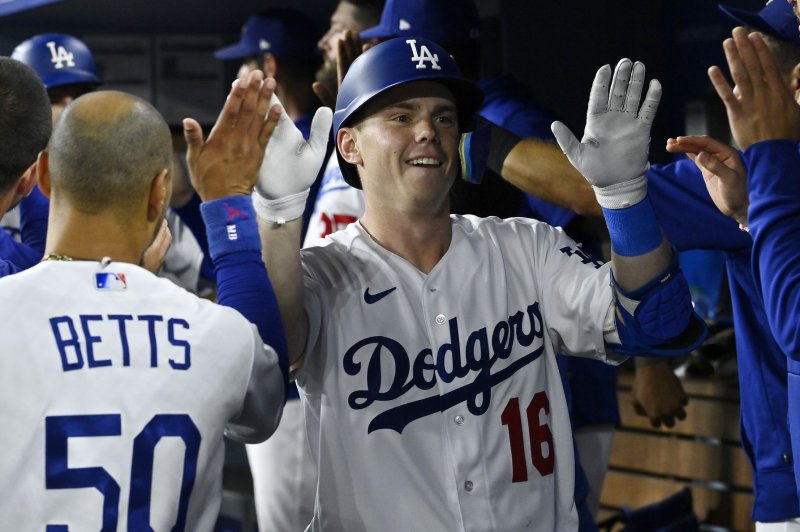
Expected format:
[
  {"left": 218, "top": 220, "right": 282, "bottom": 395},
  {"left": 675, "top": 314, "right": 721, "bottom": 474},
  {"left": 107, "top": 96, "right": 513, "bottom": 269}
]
[
  {"left": 719, "top": 1, "right": 800, "bottom": 46},
  {"left": 214, "top": 8, "right": 319, "bottom": 60},
  {"left": 359, "top": 0, "right": 480, "bottom": 45}
]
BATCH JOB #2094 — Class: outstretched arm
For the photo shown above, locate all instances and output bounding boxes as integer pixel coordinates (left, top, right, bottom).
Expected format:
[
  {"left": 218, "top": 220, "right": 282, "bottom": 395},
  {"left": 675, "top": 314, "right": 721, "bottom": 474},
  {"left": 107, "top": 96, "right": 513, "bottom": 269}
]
[
  {"left": 553, "top": 58, "right": 705, "bottom": 356},
  {"left": 253, "top": 95, "right": 333, "bottom": 368}
]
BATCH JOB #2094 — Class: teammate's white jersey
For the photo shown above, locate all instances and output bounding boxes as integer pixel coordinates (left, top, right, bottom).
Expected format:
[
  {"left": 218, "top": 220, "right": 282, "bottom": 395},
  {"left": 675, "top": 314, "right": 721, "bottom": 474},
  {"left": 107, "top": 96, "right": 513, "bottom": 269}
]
[
  {"left": 303, "top": 156, "right": 364, "bottom": 248},
  {"left": 297, "top": 215, "right": 623, "bottom": 532},
  {"left": 0, "top": 260, "right": 284, "bottom": 532}
]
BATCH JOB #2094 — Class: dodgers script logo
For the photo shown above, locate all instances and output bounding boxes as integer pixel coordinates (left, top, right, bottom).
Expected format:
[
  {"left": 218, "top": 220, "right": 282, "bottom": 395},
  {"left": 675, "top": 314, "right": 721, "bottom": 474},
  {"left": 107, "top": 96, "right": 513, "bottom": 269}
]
[
  {"left": 46, "top": 41, "right": 76, "bottom": 69},
  {"left": 343, "top": 301, "right": 545, "bottom": 433},
  {"left": 406, "top": 39, "right": 441, "bottom": 70}
]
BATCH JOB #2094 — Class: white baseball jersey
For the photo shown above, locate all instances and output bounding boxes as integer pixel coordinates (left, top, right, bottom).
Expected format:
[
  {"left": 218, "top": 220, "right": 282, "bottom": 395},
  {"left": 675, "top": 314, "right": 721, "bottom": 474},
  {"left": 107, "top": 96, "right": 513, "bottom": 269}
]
[
  {"left": 303, "top": 156, "right": 364, "bottom": 248},
  {"left": 0, "top": 260, "right": 284, "bottom": 532},
  {"left": 296, "top": 215, "right": 624, "bottom": 532}
]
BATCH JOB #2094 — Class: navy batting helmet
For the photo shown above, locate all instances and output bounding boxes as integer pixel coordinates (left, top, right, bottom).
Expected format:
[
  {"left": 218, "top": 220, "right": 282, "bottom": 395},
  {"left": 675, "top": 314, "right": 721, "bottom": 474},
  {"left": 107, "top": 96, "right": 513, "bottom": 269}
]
[
  {"left": 333, "top": 37, "right": 483, "bottom": 188},
  {"left": 12, "top": 33, "right": 101, "bottom": 89}
]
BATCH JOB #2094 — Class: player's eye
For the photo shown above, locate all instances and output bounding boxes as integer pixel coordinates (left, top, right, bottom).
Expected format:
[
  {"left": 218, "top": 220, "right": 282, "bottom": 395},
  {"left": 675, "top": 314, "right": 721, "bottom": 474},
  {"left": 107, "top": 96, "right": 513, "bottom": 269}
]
[
  {"left": 435, "top": 114, "right": 456, "bottom": 126},
  {"left": 391, "top": 114, "right": 410, "bottom": 123}
]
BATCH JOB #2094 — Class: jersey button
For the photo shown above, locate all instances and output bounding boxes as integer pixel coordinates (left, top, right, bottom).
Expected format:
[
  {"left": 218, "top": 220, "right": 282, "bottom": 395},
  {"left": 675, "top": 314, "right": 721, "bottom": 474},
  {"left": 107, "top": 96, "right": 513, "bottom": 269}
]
[
  {"left": 454, "top": 415, "right": 465, "bottom": 425},
  {"left": 464, "top": 480, "right": 474, "bottom": 492},
  {"left": 435, "top": 314, "right": 446, "bottom": 325}
]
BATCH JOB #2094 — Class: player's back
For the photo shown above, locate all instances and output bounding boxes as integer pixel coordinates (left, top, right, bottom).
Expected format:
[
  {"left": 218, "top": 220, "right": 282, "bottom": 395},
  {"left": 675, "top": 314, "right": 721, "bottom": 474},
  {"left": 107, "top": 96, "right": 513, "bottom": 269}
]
[{"left": 0, "top": 260, "right": 283, "bottom": 531}]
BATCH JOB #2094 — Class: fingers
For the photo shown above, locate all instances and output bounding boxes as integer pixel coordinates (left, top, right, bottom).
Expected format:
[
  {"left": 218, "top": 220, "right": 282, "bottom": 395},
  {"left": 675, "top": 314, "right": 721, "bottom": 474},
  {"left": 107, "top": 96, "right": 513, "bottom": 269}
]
[
  {"left": 259, "top": 104, "right": 282, "bottom": 149},
  {"left": 182, "top": 118, "right": 204, "bottom": 161},
  {"left": 551, "top": 121, "right": 581, "bottom": 161},
  {"left": 142, "top": 219, "right": 172, "bottom": 274},
  {"left": 731, "top": 27, "right": 762, "bottom": 95},
  {"left": 624, "top": 61, "right": 645, "bottom": 115},
  {"left": 608, "top": 58, "right": 632, "bottom": 112},
  {"left": 708, "top": 65, "right": 737, "bottom": 112},
  {"left": 587, "top": 64, "right": 612, "bottom": 116},
  {"left": 665, "top": 135, "right": 724, "bottom": 155},
  {"left": 749, "top": 31, "right": 785, "bottom": 90},
  {"left": 337, "top": 30, "right": 362, "bottom": 85},
  {"left": 638, "top": 79, "right": 661, "bottom": 124},
  {"left": 308, "top": 107, "right": 334, "bottom": 150},
  {"left": 312, "top": 81, "right": 336, "bottom": 108}
]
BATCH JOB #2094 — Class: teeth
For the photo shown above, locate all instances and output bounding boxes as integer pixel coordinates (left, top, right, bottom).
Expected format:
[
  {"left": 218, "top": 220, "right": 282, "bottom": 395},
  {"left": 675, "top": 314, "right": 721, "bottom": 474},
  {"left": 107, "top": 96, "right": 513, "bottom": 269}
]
[{"left": 409, "top": 157, "right": 441, "bottom": 166}]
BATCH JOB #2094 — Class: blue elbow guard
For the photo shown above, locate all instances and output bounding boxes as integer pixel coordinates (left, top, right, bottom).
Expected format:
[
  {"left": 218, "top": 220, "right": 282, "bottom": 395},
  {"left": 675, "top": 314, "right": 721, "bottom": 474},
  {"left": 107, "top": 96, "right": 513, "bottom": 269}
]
[{"left": 610, "top": 256, "right": 708, "bottom": 357}]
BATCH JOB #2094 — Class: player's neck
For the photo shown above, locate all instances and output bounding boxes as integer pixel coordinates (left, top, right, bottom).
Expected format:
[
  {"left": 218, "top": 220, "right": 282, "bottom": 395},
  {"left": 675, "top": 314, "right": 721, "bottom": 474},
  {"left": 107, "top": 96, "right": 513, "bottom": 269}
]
[
  {"left": 44, "top": 206, "right": 149, "bottom": 266},
  {"left": 361, "top": 207, "right": 451, "bottom": 274}
]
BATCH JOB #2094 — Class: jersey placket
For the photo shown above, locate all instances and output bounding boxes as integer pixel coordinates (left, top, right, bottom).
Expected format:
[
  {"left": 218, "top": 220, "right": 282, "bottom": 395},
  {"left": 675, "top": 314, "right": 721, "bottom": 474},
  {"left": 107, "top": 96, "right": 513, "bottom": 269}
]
[{"left": 421, "top": 271, "right": 495, "bottom": 531}]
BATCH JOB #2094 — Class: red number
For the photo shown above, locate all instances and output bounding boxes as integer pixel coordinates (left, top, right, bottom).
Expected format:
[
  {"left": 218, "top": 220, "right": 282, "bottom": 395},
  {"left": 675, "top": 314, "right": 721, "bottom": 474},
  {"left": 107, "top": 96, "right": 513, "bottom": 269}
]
[
  {"left": 500, "top": 392, "right": 554, "bottom": 482},
  {"left": 319, "top": 213, "right": 358, "bottom": 239}
]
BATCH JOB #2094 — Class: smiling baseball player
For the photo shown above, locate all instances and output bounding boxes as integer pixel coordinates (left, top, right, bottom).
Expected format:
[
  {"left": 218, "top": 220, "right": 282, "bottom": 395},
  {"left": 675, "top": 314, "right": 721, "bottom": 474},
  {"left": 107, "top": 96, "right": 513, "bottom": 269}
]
[
  {"left": 253, "top": 38, "right": 705, "bottom": 530},
  {"left": 0, "top": 70, "right": 287, "bottom": 531}
]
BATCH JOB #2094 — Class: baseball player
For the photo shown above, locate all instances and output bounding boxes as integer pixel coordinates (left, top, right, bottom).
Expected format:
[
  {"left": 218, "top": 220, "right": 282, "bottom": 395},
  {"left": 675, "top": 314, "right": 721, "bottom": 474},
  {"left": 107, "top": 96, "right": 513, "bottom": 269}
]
[
  {"left": 0, "top": 58, "right": 51, "bottom": 276},
  {"left": 7, "top": 32, "right": 212, "bottom": 290},
  {"left": 668, "top": 27, "right": 800, "bottom": 519},
  {"left": 0, "top": 70, "right": 287, "bottom": 530},
  {"left": 253, "top": 38, "right": 704, "bottom": 530},
  {"left": 458, "top": 1, "right": 800, "bottom": 526}
]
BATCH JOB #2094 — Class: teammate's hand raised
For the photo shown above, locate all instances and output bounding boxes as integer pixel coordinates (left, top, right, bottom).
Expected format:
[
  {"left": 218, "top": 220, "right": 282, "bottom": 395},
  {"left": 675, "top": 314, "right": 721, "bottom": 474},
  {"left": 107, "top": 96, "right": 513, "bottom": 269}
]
[
  {"left": 183, "top": 71, "right": 281, "bottom": 201},
  {"left": 552, "top": 59, "right": 661, "bottom": 209},
  {"left": 709, "top": 27, "right": 800, "bottom": 151},
  {"left": 666, "top": 134, "right": 749, "bottom": 226}
]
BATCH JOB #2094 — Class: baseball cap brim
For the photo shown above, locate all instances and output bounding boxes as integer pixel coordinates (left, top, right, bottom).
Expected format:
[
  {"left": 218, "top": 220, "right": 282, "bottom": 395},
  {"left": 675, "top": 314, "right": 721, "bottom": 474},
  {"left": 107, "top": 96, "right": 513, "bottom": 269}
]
[
  {"left": 359, "top": 23, "right": 396, "bottom": 40},
  {"left": 718, "top": 3, "right": 794, "bottom": 42},
  {"left": 214, "top": 42, "right": 257, "bottom": 61}
]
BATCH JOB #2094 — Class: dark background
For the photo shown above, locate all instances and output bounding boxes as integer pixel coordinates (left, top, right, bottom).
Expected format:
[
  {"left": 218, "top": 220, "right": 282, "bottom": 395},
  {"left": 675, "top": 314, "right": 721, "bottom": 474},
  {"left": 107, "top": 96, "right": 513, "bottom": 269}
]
[{"left": 0, "top": 0, "right": 763, "bottom": 162}]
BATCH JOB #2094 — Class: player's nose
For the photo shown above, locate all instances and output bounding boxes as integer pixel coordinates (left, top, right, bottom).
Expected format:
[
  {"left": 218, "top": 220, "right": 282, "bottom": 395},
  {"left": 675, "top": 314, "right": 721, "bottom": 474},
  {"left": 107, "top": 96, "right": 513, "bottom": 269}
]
[{"left": 414, "top": 117, "right": 439, "bottom": 144}]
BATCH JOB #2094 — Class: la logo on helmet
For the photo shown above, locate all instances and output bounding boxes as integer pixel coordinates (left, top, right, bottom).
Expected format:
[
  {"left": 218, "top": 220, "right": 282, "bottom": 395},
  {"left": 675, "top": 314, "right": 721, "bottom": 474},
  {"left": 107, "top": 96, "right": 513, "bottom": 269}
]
[
  {"left": 406, "top": 39, "right": 441, "bottom": 70},
  {"left": 46, "top": 41, "right": 76, "bottom": 70}
]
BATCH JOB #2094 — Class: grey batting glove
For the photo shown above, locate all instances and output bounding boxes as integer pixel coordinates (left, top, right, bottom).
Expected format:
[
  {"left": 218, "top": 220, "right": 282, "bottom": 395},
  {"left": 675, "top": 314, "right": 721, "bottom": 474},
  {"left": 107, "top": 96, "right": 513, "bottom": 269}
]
[
  {"left": 551, "top": 59, "right": 661, "bottom": 209},
  {"left": 253, "top": 94, "right": 333, "bottom": 224}
]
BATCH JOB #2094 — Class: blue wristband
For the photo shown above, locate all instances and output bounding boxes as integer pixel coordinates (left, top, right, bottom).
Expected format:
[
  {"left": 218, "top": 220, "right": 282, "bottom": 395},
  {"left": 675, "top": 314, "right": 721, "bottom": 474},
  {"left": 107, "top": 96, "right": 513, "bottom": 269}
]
[
  {"left": 200, "top": 196, "right": 260, "bottom": 261},
  {"left": 601, "top": 197, "right": 662, "bottom": 256}
]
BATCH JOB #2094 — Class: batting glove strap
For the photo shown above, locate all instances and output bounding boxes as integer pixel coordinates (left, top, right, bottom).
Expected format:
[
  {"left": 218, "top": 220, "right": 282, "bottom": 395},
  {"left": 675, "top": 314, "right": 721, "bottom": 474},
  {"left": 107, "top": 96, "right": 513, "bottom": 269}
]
[
  {"left": 252, "top": 188, "right": 309, "bottom": 225},
  {"left": 609, "top": 256, "right": 708, "bottom": 357},
  {"left": 592, "top": 174, "right": 648, "bottom": 209},
  {"left": 200, "top": 196, "right": 260, "bottom": 262}
]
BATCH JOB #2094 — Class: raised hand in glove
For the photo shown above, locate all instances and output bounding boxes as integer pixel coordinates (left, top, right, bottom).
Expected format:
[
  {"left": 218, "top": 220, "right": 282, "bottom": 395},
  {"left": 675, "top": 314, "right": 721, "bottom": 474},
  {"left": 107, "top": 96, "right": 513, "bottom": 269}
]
[
  {"left": 253, "top": 94, "right": 333, "bottom": 224},
  {"left": 551, "top": 59, "right": 661, "bottom": 209}
]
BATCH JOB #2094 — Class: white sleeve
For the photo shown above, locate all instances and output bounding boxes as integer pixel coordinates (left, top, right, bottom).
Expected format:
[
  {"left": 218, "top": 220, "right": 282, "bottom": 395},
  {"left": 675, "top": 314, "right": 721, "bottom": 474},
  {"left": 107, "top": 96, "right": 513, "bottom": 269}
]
[
  {"left": 225, "top": 323, "right": 285, "bottom": 443},
  {"left": 533, "top": 224, "right": 626, "bottom": 364}
]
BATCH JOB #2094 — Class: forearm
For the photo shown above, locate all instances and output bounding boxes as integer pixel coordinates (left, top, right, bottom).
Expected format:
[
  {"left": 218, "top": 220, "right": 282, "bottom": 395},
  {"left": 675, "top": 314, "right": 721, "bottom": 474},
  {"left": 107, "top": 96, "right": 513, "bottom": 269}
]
[
  {"left": 611, "top": 237, "right": 673, "bottom": 292},
  {"left": 746, "top": 140, "right": 800, "bottom": 356},
  {"left": 258, "top": 216, "right": 308, "bottom": 367},
  {"left": 501, "top": 139, "right": 601, "bottom": 217}
]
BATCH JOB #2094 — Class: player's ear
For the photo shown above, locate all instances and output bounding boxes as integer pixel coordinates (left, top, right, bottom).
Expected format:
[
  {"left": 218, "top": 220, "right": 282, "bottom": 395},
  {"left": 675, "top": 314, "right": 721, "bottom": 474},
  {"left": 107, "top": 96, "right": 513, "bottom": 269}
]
[
  {"left": 337, "top": 127, "right": 362, "bottom": 166},
  {"left": 790, "top": 62, "right": 800, "bottom": 105},
  {"left": 147, "top": 168, "right": 170, "bottom": 223},
  {"left": 16, "top": 160, "right": 39, "bottom": 198},
  {"left": 35, "top": 151, "right": 51, "bottom": 199}
]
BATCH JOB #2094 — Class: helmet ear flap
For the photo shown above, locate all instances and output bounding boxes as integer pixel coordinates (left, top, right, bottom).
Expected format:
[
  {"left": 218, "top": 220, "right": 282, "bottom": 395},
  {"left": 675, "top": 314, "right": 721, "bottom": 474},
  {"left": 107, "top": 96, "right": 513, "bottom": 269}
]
[{"left": 11, "top": 33, "right": 101, "bottom": 90}]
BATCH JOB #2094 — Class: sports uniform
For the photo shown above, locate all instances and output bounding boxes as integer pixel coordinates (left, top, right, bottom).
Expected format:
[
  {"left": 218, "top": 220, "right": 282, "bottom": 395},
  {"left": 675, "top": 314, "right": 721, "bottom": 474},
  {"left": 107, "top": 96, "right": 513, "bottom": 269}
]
[
  {"left": 646, "top": 158, "right": 799, "bottom": 521},
  {"left": 740, "top": 140, "right": 800, "bottom": 505},
  {"left": 297, "top": 216, "right": 622, "bottom": 531},
  {"left": 0, "top": 260, "right": 284, "bottom": 531},
  {"left": 254, "top": 37, "right": 703, "bottom": 531}
]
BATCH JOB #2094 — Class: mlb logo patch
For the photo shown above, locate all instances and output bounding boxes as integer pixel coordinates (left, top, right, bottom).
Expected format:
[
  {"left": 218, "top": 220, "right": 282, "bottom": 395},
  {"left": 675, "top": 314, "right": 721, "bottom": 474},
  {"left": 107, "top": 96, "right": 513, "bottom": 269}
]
[{"left": 96, "top": 272, "right": 127, "bottom": 291}]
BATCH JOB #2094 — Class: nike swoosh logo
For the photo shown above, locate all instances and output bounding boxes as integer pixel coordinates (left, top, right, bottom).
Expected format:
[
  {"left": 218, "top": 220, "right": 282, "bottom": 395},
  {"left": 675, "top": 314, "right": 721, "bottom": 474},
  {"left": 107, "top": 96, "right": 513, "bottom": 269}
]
[{"left": 364, "top": 286, "right": 397, "bottom": 304}]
